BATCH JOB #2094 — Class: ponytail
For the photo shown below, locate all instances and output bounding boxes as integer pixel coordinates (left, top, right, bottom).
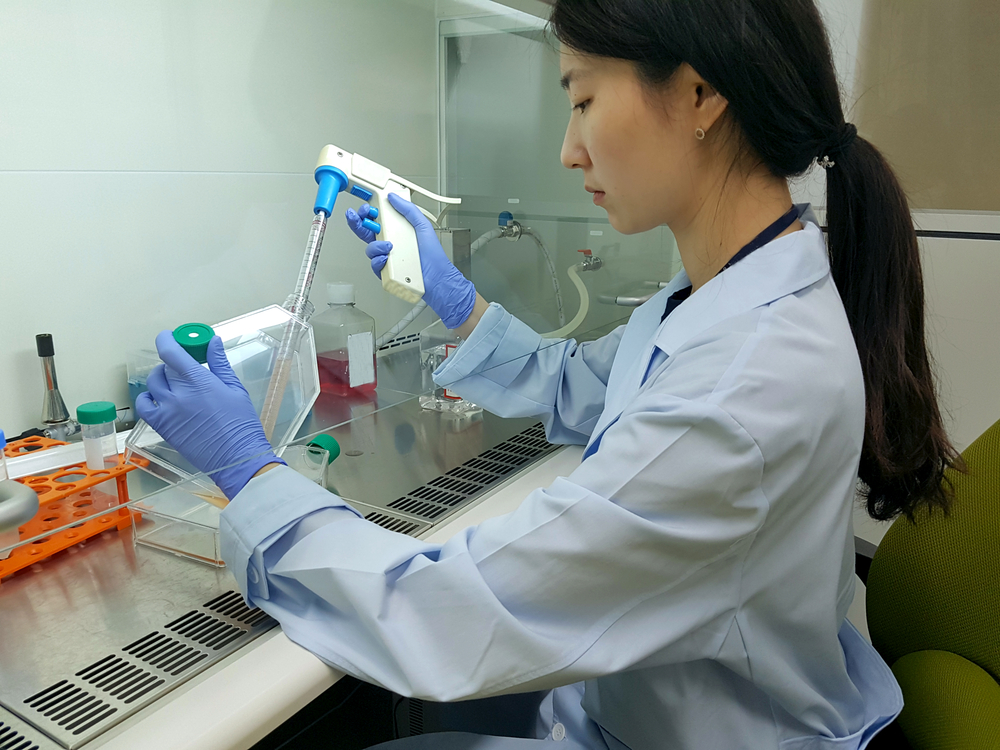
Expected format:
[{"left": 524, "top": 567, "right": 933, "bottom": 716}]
[
  {"left": 551, "top": 0, "right": 964, "bottom": 520},
  {"left": 825, "top": 136, "right": 963, "bottom": 520}
]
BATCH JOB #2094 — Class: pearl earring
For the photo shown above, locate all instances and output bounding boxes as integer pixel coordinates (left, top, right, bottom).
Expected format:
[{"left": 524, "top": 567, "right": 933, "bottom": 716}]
[{"left": 695, "top": 128, "right": 706, "bottom": 140}]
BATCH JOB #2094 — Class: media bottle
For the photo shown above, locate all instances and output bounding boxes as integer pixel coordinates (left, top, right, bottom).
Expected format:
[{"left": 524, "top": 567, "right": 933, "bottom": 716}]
[{"left": 313, "top": 283, "right": 377, "bottom": 396}]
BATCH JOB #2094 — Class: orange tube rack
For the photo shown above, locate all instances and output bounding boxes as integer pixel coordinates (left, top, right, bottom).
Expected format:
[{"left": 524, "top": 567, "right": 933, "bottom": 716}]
[{"left": 1, "top": 435, "right": 142, "bottom": 583}]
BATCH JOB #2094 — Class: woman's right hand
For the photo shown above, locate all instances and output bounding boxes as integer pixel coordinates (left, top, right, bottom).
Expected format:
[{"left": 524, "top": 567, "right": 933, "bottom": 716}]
[{"left": 345, "top": 193, "right": 478, "bottom": 329}]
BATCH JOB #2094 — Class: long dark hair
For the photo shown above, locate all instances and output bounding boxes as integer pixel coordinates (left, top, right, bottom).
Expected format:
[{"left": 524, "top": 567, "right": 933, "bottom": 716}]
[{"left": 551, "top": 0, "right": 962, "bottom": 521}]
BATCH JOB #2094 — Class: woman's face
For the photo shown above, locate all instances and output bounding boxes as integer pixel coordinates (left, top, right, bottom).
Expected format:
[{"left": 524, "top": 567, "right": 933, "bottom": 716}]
[{"left": 559, "top": 47, "right": 711, "bottom": 235}]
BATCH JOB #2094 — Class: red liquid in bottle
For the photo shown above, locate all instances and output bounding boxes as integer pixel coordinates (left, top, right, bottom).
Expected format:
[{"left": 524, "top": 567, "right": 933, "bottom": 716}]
[{"left": 317, "top": 349, "right": 376, "bottom": 396}]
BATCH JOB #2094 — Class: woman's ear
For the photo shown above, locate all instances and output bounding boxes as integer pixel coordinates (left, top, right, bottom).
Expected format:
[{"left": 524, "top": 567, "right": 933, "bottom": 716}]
[{"left": 677, "top": 63, "right": 729, "bottom": 133}]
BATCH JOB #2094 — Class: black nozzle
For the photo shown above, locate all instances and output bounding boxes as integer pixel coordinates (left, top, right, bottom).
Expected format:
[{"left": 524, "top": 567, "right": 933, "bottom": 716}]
[{"left": 36, "top": 333, "right": 55, "bottom": 358}]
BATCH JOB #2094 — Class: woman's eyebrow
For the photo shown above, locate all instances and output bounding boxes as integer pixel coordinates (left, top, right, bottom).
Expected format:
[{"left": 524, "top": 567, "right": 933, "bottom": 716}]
[{"left": 560, "top": 69, "right": 588, "bottom": 90}]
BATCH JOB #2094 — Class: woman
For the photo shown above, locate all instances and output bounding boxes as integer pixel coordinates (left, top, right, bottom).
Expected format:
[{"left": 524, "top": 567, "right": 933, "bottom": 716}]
[{"left": 137, "top": 1, "right": 961, "bottom": 747}]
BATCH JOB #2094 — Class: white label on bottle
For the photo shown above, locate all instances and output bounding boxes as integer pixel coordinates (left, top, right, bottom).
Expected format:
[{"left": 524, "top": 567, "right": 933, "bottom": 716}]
[{"left": 347, "top": 332, "right": 375, "bottom": 388}]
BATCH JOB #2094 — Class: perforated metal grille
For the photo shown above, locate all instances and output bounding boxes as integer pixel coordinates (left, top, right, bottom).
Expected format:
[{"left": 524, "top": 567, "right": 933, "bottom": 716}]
[
  {"left": 377, "top": 332, "right": 421, "bottom": 352},
  {"left": 204, "top": 590, "right": 272, "bottom": 627},
  {"left": 122, "top": 633, "right": 207, "bottom": 675},
  {"left": 22, "top": 683, "right": 116, "bottom": 738},
  {"left": 13, "top": 591, "right": 275, "bottom": 748},
  {"left": 75, "top": 657, "right": 164, "bottom": 704},
  {"left": 165, "top": 611, "right": 246, "bottom": 651},
  {"left": 383, "top": 422, "right": 555, "bottom": 522},
  {"left": 0, "top": 719, "right": 41, "bottom": 749},
  {"left": 364, "top": 513, "right": 423, "bottom": 536}
]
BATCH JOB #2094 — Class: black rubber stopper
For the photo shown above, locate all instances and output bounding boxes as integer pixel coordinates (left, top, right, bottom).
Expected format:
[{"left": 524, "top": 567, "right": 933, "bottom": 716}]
[{"left": 36, "top": 333, "right": 55, "bottom": 358}]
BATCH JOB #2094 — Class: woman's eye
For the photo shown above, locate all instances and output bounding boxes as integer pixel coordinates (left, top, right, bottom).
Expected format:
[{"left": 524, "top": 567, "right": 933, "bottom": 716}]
[{"left": 573, "top": 99, "right": 590, "bottom": 113}]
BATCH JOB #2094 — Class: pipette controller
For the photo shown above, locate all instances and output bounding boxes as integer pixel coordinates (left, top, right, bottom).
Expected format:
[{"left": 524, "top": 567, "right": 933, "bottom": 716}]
[{"left": 314, "top": 145, "right": 462, "bottom": 304}]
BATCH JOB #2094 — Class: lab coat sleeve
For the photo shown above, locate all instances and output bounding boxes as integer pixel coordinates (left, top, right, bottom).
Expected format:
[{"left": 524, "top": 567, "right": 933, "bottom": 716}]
[
  {"left": 431, "top": 302, "right": 625, "bottom": 444},
  {"left": 221, "top": 385, "right": 767, "bottom": 702}
]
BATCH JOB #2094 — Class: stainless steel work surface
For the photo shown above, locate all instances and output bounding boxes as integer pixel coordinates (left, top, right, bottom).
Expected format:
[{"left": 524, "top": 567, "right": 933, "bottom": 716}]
[
  {"left": 0, "top": 353, "right": 555, "bottom": 749},
  {"left": 0, "top": 522, "right": 275, "bottom": 749}
]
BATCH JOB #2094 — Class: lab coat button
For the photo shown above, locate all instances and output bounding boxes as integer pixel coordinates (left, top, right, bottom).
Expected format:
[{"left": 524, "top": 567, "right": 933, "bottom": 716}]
[
  {"left": 552, "top": 723, "right": 566, "bottom": 741},
  {"left": 248, "top": 567, "right": 259, "bottom": 584}
]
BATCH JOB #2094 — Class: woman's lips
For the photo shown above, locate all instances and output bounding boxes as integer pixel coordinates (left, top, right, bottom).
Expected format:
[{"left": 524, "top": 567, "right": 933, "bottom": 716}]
[{"left": 592, "top": 191, "right": 605, "bottom": 205}]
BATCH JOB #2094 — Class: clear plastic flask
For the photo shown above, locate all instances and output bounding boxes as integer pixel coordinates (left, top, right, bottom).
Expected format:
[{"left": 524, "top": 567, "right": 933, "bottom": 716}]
[{"left": 125, "top": 307, "right": 320, "bottom": 494}]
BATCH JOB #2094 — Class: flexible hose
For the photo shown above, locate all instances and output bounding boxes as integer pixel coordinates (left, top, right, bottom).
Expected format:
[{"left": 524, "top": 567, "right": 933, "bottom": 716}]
[
  {"left": 522, "top": 229, "right": 565, "bottom": 328},
  {"left": 375, "top": 226, "right": 569, "bottom": 345},
  {"left": 376, "top": 300, "right": 427, "bottom": 349},
  {"left": 471, "top": 227, "right": 503, "bottom": 254},
  {"left": 376, "top": 228, "right": 503, "bottom": 348},
  {"left": 542, "top": 263, "right": 589, "bottom": 339}
]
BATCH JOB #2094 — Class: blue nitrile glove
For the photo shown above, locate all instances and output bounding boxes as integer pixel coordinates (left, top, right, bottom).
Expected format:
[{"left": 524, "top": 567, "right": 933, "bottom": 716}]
[
  {"left": 345, "top": 193, "right": 477, "bottom": 329},
  {"left": 134, "top": 331, "right": 285, "bottom": 500}
]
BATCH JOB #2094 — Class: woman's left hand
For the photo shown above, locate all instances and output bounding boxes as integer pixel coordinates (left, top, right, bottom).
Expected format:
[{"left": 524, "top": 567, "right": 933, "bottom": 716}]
[{"left": 135, "top": 331, "right": 283, "bottom": 499}]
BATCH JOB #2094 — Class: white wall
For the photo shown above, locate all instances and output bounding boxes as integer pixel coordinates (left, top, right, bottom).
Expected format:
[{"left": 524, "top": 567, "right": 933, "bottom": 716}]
[{"left": 0, "top": 0, "right": 440, "bottom": 436}]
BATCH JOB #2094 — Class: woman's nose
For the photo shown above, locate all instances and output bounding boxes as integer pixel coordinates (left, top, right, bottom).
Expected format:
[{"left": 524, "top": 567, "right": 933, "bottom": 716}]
[{"left": 561, "top": 121, "right": 589, "bottom": 170}]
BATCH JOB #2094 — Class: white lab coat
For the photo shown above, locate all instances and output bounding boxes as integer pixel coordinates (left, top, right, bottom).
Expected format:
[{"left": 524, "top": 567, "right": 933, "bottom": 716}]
[{"left": 221, "top": 208, "right": 902, "bottom": 749}]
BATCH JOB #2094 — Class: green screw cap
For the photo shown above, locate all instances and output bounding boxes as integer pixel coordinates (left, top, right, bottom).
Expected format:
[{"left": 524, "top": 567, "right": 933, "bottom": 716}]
[
  {"left": 77, "top": 401, "right": 117, "bottom": 425},
  {"left": 307, "top": 434, "right": 341, "bottom": 464},
  {"left": 173, "top": 323, "right": 215, "bottom": 364}
]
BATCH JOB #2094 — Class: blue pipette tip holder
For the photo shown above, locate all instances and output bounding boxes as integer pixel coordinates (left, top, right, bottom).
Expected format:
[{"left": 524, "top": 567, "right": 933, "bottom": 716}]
[{"left": 314, "top": 166, "right": 349, "bottom": 216}]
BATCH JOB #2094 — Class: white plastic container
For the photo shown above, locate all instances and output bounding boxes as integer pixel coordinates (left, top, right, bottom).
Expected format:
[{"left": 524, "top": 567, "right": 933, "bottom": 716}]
[
  {"left": 313, "top": 283, "right": 377, "bottom": 396},
  {"left": 77, "top": 401, "right": 120, "bottom": 508},
  {"left": 77, "top": 402, "right": 118, "bottom": 470}
]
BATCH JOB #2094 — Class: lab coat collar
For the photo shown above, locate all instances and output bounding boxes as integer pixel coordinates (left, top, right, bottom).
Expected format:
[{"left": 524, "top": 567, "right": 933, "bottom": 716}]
[
  {"left": 652, "top": 205, "right": 828, "bottom": 358},
  {"left": 583, "top": 205, "right": 827, "bottom": 459}
]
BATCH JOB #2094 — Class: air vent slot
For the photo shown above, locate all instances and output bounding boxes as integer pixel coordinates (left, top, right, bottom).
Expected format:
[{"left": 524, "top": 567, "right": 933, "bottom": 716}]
[
  {"left": 203, "top": 590, "right": 275, "bottom": 627},
  {"left": 0, "top": 721, "right": 39, "bottom": 750},
  {"left": 407, "top": 485, "right": 463, "bottom": 506},
  {"left": 6, "top": 589, "right": 275, "bottom": 748},
  {"left": 445, "top": 465, "right": 497, "bottom": 485},
  {"left": 478, "top": 448, "right": 530, "bottom": 467},
  {"left": 76, "top": 656, "right": 164, "bottom": 703},
  {"left": 493, "top": 442, "right": 539, "bottom": 457},
  {"left": 23, "top": 682, "right": 117, "bottom": 736},
  {"left": 365, "top": 513, "right": 422, "bottom": 535},
  {"left": 387, "top": 498, "right": 448, "bottom": 519},
  {"left": 165, "top": 611, "right": 246, "bottom": 651},
  {"left": 123, "top": 632, "right": 208, "bottom": 675},
  {"left": 378, "top": 332, "right": 421, "bottom": 352},
  {"left": 373, "top": 422, "right": 557, "bottom": 525},
  {"left": 427, "top": 475, "right": 480, "bottom": 496}
]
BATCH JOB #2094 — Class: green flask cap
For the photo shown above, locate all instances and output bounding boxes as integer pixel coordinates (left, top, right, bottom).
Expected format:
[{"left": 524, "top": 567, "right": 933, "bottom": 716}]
[
  {"left": 77, "top": 401, "right": 117, "bottom": 425},
  {"left": 307, "top": 434, "right": 341, "bottom": 464},
  {"left": 173, "top": 323, "right": 216, "bottom": 364}
]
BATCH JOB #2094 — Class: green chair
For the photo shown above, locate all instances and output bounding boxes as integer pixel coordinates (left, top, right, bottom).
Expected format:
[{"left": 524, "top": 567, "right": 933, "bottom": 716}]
[{"left": 862, "top": 418, "right": 1000, "bottom": 749}]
